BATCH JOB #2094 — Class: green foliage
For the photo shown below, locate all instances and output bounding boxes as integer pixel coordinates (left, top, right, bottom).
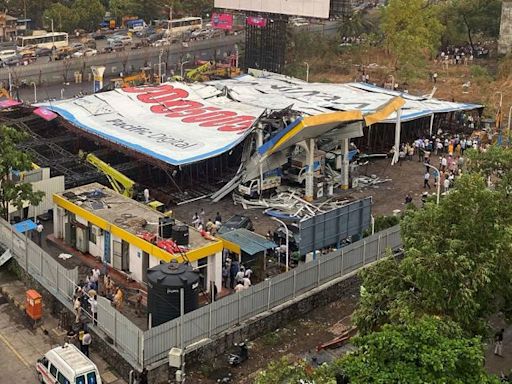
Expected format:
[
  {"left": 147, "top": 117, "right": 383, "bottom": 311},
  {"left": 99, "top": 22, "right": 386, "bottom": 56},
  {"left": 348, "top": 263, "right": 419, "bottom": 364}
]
[
  {"left": 355, "top": 172, "right": 512, "bottom": 336},
  {"left": 0, "top": 125, "right": 45, "bottom": 220},
  {"left": 439, "top": 0, "right": 501, "bottom": 47},
  {"left": 73, "top": 0, "right": 105, "bottom": 31},
  {"left": 337, "top": 10, "right": 375, "bottom": 38},
  {"left": 43, "top": 3, "right": 78, "bottom": 33},
  {"left": 342, "top": 316, "right": 500, "bottom": 384},
  {"left": 381, "top": 0, "right": 444, "bottom": 79},
  {"left": 470, "top": 65, "right": 492, "bottom": 83}
]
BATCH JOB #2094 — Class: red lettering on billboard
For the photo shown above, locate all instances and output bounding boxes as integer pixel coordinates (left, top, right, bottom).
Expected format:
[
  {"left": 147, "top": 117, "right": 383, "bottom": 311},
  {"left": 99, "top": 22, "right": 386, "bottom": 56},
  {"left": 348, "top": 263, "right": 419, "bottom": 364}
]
[{"left": 123, "top": 84, "right": 256, "bottom": 133}]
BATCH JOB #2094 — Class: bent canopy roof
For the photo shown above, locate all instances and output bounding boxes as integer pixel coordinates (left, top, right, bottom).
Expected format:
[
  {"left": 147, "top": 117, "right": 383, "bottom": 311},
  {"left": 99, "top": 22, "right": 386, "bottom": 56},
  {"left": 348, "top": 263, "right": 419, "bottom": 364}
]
[{"left": 209, "top": 71, "right": 482, "bottom": 123}]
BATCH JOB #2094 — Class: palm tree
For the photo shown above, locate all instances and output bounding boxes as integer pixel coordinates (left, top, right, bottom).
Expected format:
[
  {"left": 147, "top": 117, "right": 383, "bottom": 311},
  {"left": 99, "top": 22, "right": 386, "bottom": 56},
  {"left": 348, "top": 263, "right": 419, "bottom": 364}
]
[{"left": 337, "top": 10, "right": 374, "bottom": 39}]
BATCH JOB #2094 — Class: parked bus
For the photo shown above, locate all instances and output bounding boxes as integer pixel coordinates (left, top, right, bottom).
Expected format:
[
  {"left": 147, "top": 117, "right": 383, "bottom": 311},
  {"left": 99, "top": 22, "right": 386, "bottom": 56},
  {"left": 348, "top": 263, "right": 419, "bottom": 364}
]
[
  {"left": 159, "top": 17, "right": 202, "bottom": 37},
  {"left": 16, "top": 32, "right": 68, "bottom": 49}
]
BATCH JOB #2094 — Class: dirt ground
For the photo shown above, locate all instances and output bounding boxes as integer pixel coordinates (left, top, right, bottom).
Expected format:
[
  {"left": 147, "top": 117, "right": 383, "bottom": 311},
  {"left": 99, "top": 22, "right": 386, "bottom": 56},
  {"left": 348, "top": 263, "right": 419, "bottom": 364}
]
[{"left": 188, "top": 284, "right": 359, "bottom": 383}]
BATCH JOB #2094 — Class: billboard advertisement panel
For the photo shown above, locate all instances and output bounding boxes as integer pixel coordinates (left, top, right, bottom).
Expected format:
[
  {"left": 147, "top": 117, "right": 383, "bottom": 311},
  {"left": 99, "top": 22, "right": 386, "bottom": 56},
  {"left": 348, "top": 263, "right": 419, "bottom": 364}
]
[
  {"left": 211, "top": 13, "right": 234, "bottom": 30},
  {"left": 246, "top": 16, "right": 267, "bottom": 27},
  {"left": 214, "top": 0, "right": 330, "bottom": 19},
  {"left": 39, "top": 83, "right": 263, "bottom": 166}
]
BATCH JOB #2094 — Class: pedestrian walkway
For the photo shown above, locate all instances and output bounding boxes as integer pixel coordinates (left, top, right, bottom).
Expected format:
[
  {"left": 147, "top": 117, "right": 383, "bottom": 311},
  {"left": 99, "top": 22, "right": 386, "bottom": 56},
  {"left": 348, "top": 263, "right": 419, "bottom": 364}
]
[{"left": 0, "top": 270, "right": 127, "bottom": 384}]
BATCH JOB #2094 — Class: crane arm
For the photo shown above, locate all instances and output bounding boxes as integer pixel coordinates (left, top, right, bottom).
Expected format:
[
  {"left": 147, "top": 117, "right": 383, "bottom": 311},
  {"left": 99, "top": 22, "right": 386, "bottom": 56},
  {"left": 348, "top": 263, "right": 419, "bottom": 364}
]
[{"left": 84, "top": 153, "right": 136, "bottom": 197}]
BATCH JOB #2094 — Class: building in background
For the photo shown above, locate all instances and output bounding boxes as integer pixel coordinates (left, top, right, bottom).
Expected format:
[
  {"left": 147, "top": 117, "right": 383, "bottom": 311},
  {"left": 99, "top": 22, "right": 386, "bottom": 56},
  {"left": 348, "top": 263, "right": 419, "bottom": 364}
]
[{"left": 0, "top": 13, "right": 18, "bottom": 41}]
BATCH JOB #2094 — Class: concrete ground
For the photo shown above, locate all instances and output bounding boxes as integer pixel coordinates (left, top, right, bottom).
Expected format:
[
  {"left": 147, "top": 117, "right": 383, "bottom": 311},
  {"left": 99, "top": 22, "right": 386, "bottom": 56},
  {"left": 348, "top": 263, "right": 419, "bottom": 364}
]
[{"left": 0, "top": 268, "right": 127, "bottom": 384}]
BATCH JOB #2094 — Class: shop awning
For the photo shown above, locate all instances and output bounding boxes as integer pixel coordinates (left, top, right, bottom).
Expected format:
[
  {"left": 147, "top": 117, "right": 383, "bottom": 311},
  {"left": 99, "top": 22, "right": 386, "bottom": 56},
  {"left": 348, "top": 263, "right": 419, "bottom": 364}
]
[{"left": 219, "top": 229, "right": 277, "bottom": 256}]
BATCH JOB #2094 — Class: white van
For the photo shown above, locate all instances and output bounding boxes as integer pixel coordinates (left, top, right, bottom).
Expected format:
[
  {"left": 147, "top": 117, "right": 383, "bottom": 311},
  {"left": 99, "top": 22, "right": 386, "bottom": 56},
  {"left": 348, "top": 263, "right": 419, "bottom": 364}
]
[
  {"left": 36, "top": 343, "right": 102, "bottom": 384},
  {"left": 0, "top": 49, "right": 17, "bottom": 61}
]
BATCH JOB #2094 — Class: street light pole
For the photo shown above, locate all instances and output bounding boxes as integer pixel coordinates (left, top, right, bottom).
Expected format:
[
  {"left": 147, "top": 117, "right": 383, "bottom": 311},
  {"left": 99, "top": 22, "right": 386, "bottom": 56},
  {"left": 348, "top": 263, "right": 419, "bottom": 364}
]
[
  {"left": 180, "top": 60, "right": 190, "bottom": 78},
  {"left": 304, "top": 62, "right": 309, "bottom": 83},
  {"left": 166, "top": 4, "right": 173, "bottom": 37},
  {"left": 425, "top": 163, "right": 441, "bottom": 205},
  {"left": 31, "top": 82, "right": 37, "bottom": 103},
  {"left": 271, "top": 217, "right": 289, "bottom": 272}
]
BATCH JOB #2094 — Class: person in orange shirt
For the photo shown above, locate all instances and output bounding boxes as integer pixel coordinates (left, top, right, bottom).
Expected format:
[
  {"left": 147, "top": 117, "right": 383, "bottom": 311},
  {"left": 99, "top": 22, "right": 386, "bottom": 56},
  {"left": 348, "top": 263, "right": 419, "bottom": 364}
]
[{"left": 448, "top": 141, "right": 454, "bottom": 156}]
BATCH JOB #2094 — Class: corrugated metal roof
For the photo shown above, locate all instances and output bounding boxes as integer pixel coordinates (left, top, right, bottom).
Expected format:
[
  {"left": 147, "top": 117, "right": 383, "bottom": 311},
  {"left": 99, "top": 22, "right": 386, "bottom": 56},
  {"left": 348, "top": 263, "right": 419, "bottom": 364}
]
[{"left": 219, "top": 229, "right": 276, "bottom": 256}]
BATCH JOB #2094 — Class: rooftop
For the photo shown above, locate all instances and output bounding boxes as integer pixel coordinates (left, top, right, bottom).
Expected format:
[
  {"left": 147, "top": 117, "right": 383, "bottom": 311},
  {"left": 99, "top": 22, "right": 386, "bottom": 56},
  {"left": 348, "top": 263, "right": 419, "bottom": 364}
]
[{"left": 55, "top": 183, "right": 213, "bottom": 253}]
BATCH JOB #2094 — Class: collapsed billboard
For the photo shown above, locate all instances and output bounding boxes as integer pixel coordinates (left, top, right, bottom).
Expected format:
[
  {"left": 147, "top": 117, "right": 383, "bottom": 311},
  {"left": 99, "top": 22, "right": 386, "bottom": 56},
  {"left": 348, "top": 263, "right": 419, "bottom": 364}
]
[{"left": 40, "top": 83, "right": 263, "bottom": 166}]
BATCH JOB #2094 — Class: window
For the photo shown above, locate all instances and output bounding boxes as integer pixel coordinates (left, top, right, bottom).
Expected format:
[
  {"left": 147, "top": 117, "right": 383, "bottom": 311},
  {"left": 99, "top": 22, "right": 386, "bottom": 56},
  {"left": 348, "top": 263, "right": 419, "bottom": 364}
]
[
  {"left": 75, "top": 375, "right": 85, "bottom": 384},
  {"left": 89, "top": 225, "right": 97, "bottom": 245},
  {"left": 49, "top": 364, "right": 58, "bottom": 377},
  {"left": 58, "top": 371, "right": 71, "bottom": 384},
  {"left": 86, "top": 372, "right": 98, "bottom": 384},
  {"left": 39, "top": 357, "right": 49, "bottom": 368}
]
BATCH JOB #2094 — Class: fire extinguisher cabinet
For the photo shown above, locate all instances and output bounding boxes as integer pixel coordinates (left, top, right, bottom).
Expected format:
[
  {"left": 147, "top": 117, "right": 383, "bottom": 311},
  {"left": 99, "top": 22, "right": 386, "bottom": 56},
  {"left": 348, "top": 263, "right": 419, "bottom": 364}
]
[{"left": 25, "top": 289, "right": 42, "bottom": 321}]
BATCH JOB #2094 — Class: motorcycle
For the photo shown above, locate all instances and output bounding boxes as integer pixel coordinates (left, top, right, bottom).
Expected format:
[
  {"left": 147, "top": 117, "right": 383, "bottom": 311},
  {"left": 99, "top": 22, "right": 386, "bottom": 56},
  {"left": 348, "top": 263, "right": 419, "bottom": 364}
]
[{"left": 227, "top": 342, "right": 248, "bottom": 366}]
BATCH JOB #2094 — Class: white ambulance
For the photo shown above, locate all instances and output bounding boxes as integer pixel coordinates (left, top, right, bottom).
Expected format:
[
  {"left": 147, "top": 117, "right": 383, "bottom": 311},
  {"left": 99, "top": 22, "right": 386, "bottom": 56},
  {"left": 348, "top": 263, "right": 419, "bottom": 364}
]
[{"left": 36, "top": 343, "right": 102, "bottom": 384}]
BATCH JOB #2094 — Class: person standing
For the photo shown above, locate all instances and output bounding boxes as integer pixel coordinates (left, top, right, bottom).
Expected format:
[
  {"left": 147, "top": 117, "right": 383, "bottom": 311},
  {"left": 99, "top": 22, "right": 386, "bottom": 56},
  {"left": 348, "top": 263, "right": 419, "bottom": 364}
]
[
  {"left": 139, "top": 369, "right": 148, "bottom": 384},
  {"left": 143, "top": 188, "right": 150, "bottom": 203},
  {"left": 113, "top": 287, "right": 124, "bottom": 311},
  {"left": 199, "top": 209, "right": 205, "bottom": 226},
  {"left": 423, "top": 171, "right": 431, "bottom": 189},
  {"left": 74, "top": 297, "right": 82, "bottom": 323},
  {"left": 36, "top": 221, "right": 44, "bottom": 245},
  {"left": 443, "top": 177, "right": 450, "bottom": 193},
  {"left": 495, "top": 329, "right": 505, "bottom": 357},
  {"left": 81, "top": 329, "right": 92, "bottom": 357},
  {"left": 88, "top": 295, "right": 98, "bottom": 325}
]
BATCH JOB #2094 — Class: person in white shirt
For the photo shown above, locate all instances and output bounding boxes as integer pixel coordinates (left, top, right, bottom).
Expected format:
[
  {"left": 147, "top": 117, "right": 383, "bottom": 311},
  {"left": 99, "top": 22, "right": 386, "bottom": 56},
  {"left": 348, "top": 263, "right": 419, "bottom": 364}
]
[
  {"left": 235, "top": 268, "right": 245, "bottom": 283},
  {"left": 88, "top": 295, "right": 98, "bottom": 325},
  {"left": 443, "top": 178, "right": 450, "bottom": 193},
  {"left": 244, "top": 268, "right": 253, "bottom": 279},
  {"left": 143, "top": 188, "right": 150, "bottom": 203},
  {"left": 36, "top": 222, "right": 44, "bottom": 245},
  {"left": 234, "top": 282, "right": 245, "bottom": 293}
]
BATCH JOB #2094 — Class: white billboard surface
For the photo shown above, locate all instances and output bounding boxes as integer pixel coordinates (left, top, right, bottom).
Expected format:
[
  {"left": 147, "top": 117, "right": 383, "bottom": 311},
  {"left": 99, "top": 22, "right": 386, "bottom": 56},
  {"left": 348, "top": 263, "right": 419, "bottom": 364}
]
[
  {"left": 40, "top": 83, "right": 263, "bottom": 166},
  {"left": 214, "top": 0, "right": 330, "bottom": 19}
]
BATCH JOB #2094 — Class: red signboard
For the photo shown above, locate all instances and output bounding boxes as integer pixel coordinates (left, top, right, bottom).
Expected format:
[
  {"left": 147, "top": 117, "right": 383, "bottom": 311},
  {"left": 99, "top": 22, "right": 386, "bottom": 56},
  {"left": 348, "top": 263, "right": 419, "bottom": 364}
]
[
  {"left": 0, "top": 99, "right": 21, "bottom": 108},
  {"left": 211, "top": 13, "right": 233, "bottom": 30},
  {"left": 246, "top": 16, "right": 267, "bottom": 28}
]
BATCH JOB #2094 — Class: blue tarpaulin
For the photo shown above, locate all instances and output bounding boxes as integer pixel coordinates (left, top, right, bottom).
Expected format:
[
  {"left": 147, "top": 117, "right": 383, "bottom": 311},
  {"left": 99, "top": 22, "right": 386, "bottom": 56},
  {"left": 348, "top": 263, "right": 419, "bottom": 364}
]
[{"left": 12, "top": 219, "right": 36, "bottom": 233}]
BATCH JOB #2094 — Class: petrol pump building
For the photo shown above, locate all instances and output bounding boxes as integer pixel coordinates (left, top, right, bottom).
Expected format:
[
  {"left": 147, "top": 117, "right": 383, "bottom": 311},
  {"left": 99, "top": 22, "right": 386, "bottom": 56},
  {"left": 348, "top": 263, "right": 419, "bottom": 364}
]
[{"left": 52, "top": 183, "right": 223, "bottom": 291}]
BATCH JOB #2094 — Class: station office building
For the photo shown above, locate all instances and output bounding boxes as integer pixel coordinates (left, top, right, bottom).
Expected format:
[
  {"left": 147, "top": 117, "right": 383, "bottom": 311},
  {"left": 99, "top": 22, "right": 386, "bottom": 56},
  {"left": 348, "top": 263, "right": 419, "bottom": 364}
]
[{"left": 52, "top": 183, "right": 223, "bottom": 291}]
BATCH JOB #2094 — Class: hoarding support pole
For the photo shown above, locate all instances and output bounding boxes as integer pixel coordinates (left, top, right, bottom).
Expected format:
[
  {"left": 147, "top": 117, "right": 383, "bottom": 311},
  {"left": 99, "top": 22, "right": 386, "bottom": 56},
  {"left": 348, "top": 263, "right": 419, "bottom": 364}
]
[{"left": 341, "top": 138, "right": 349, "bottom": 190}]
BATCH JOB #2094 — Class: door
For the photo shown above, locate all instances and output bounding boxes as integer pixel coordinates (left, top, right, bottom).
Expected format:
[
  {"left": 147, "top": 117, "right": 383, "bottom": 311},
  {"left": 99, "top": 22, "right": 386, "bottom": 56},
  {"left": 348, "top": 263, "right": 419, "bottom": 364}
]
[
  {"left": 121, "top": 240, "right": 130, "bottom": 272},
  {"left": 142, "top": 251, "right": 149, "bottom": 283},
  {"left": 103, "top": 230, "right": 111, "bottom": 264},
  {"left": 112, "top": 240, "right": 122, "bottom": 270}
]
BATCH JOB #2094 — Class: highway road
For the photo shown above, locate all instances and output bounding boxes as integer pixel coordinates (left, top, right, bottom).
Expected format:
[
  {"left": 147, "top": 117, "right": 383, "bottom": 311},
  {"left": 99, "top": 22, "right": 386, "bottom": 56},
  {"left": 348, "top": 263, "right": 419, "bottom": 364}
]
[{"left": 0, "top": 20, "right": 339, "bottom": 89}]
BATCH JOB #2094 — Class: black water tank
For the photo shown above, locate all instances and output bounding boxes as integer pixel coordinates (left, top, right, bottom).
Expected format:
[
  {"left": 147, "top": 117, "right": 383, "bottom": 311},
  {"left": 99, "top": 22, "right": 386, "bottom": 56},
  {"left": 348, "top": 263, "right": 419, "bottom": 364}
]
[
  {"left": 172, "top": 224, "right": 189, "bottom": 246},
  {"left": 158, "top": 217, "right": 174, "bottom": 238},
  {"left": 147, "top": 261, "right": 199, "bottom": 327}
]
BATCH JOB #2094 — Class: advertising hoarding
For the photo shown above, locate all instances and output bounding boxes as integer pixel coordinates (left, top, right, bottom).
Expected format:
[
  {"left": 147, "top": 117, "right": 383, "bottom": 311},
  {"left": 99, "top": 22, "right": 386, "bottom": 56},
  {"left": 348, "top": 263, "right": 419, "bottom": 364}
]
[
  {"left": 214, "top": 0, "right": 330, "bottom": 19},
  {"left": 211, "top": 13, "right": 234, "bottom": 30}
]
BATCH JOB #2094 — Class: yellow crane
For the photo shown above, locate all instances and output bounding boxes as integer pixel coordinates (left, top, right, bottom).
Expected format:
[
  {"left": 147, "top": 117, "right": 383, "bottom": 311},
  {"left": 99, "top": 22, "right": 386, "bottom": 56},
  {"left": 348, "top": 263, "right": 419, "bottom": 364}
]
[{"left": 79, "top": 151, "right": 169, "bottom": 213}]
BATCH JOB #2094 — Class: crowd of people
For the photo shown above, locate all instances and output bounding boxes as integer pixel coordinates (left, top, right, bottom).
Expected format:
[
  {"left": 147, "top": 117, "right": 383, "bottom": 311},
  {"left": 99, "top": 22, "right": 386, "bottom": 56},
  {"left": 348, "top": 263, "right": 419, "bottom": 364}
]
[
  {"left": 222, "top": 258, "right": 253, "bottom": 293},
  {"left": 191, "top": 209, "right": 223, "bottom": 236},
  {"left": 436, "top": 43, "right": 490, "bottom": 66},
  {"left": 397, "top": 132, "right": 489, "bottom": 205}
]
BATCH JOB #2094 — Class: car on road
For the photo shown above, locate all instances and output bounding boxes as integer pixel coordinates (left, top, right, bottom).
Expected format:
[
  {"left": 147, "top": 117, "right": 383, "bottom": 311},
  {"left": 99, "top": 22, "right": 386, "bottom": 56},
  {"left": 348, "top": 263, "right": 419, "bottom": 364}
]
[
  {"left": 217, "top": 215, "right": 254, "bottom": 234},
  {"left": 1, "top": 54, "right": 22, "bottom": 66},
  {"left": 108, "top": 40, "right": 124, "bottom": 51},
  {"left": 147, "top": 32, "right": 164, "bottom": 44},
  {"left": 0, "top": 49, "right": 17, "bottom": 61},
  {"left": 115, "top": 35, "right": 133, "bottom": 45},
  {"left": 152, "top": 39, "right": 170, "bottom": 47},
  {"left": 70, "top": 42, "right": 85, "bottom": 52},
  {"left": 35, "top": 47, "right": 52, "bottom": 56},
  {"left": 72, "top": 48, "right": 97, "bottom": 58}
]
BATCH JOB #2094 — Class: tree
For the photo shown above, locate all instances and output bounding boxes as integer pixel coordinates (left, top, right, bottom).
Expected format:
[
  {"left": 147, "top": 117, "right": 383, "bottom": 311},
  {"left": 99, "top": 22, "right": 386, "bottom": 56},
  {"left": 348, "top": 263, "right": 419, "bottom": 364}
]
[
  {"left": 381, "top": 0, "right": 444, "bottom": 78},
  {"left": 337, "top": 10, "right": 375, "bottom": 39},
  {"left": 72, "top": 0, "right": 105, "bottom": 31},
  {"left": 440, "top": 0, "right": 501, "bottom": 48},
  {"left": 354, "top": 173, "right": 512, "bottom": 336},
  {"left": 43, "top": 3, "right": 77, "bottom": 33},
  {"left": 342, "top": 316, "right": 500, "bottom": 384},
  {"left": 0, "top": 125, "right": 45, "bottom": 221}
]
